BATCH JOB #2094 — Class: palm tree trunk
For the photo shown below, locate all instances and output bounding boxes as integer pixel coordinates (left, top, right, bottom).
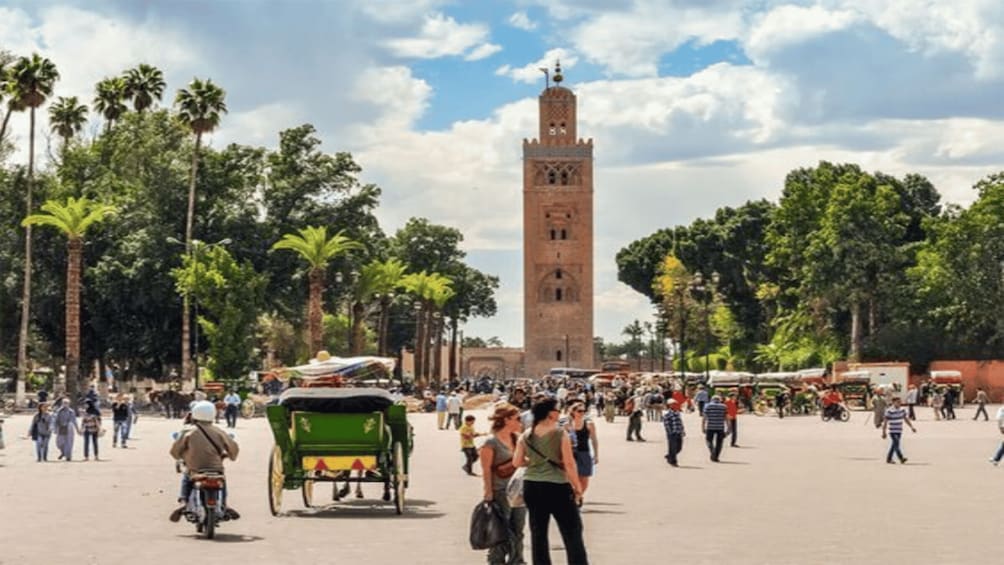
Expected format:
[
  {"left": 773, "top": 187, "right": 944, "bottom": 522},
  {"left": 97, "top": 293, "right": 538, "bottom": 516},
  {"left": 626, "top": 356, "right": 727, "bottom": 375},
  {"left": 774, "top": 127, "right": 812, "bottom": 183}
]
[
  {"left": 850, "top": 300, "right": 862, "bottom": 362},
  {"left": 0, "top": 106, "right": 13, "bottom": 144},
  {"left": 181, "top": 132, "right": 202, "bottom": 382},
  {"left": 65, "top": 238, "right": 82, "bottom": 399},
  {"left": 448, "top": 318, "right": 459, "bottom": 378},
  {"left": 424, "top": 310, "right": 435, "bottom": 382},
  {"left": 350, "top": 301, "right": 365, "bottom": 355},
  {"left": 378, "top": 299, "right": 390, "bottom": 357},
  {"left": 414, "top": 308, "right": 425, "bottom": 387},
  {"left": 433, "top": 317, "right": 444, "bottom": 385},
  {"left": 308, "top": 268, "right": 324, "bottom": 356},
  {"left": 868, "top": 296, "right": 877, "bottom": 336},
  {"left": 16, "top": 107, "right": 36, "bottom": 405}
]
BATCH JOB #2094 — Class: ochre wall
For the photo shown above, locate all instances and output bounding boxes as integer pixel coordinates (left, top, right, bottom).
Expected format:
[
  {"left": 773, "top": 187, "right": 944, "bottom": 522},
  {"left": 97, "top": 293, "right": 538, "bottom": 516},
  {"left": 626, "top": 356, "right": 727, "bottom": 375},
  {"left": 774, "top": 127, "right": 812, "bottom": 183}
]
[{"left": 928, "top": 360, "right": 1004, "bottom": 402}]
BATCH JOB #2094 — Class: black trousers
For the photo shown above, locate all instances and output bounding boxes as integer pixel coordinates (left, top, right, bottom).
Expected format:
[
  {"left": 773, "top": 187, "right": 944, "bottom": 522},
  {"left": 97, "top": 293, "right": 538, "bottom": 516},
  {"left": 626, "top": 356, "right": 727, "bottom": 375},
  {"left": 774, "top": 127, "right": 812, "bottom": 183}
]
[
  {"left": 975, "top": 403, "right": 989, "bottom": 421},
  {"left": 225, "top": 405, "right": 238, "bottom": 428},
  {"left": 665, "top": 434, "right": 683, "bottom": 465},
  {"left": 907, "top": 404, "right": 916, "bottom": 420},
  {"left": 944, "top": 404, "right": 956, "bottom": 420},
  {"left": 697, "top": 401, "right": 706, "bottom": 416},
  {"left": 523, "top": 480, "right": 589, "bottom": 565},
  {"left": 627, "top": 412, "right": 644, "bottom": 440},
  {"left": 728, "top": 418, "right": 738, "bottom": 446},
  {"left": 705, "top": 430, "right": 725, "bottom": 461}
]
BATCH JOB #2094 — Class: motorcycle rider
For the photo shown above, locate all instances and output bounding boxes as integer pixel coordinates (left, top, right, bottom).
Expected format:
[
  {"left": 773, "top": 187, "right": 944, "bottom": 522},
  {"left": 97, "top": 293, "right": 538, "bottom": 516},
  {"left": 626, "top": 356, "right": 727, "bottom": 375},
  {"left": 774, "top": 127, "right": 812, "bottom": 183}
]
[
  {"left": 821, "top": 387, "right": 845, "bottom": 419},
  {"left": 169, "top": 400, "right": 240, "bottom": 522}
]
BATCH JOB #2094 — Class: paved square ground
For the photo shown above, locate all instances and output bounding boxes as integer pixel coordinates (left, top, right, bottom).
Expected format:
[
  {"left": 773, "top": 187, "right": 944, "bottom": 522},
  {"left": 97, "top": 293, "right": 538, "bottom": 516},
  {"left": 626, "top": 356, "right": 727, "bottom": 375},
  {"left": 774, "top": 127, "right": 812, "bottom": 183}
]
[{"left": 1, "top": 404, "right": 1001, "bottom": 564}]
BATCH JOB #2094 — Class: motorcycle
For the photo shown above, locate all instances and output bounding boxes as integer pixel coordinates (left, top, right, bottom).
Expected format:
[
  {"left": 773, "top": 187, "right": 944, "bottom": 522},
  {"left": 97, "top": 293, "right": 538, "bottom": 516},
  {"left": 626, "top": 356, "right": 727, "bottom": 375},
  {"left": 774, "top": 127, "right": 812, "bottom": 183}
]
[
  {"left": 820, "top": 402, "right": 851, "bottom": 422},
  {"left": 185, "top": 471, "right": 230, "bottom": 539}
]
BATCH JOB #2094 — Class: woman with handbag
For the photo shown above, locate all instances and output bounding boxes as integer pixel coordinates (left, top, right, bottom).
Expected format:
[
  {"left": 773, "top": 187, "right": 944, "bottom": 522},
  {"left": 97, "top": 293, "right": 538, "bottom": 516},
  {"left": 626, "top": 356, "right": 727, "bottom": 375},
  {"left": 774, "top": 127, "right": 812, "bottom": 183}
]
[
  {"left": 480, "top": 403, "right": 527, "bottom": 565},
  {"left": 80, "top": 401, "right": 103, "bottom": 461},
  {"left": 514, "top": 398, "right": 589, "bottom": 565}
]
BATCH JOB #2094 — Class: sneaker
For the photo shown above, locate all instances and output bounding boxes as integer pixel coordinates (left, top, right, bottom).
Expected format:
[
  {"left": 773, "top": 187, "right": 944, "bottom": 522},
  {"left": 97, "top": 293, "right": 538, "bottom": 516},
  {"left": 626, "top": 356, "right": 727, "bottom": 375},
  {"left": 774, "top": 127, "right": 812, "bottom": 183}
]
[
  {"left": 900, "top": 458, "right": 908, "bottom": 464},
  {"left": 990, "top": 458, "right": 1000, "bottom": 466},
  {"left": 224, "top": 507, "right": 240, "bottom": 520},
  {"left": 886, "top": 460, "right": 895, "bottom": 464},
  {"left": 169, "top": 506, "right": 185, "bottom": 522}
]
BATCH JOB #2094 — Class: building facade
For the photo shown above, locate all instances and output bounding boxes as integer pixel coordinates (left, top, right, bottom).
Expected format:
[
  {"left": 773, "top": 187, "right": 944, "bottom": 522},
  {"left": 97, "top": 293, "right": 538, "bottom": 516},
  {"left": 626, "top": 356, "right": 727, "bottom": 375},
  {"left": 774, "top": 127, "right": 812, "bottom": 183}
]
[{"left": 522, "top": 64, "right": 595, "bottom": 378}]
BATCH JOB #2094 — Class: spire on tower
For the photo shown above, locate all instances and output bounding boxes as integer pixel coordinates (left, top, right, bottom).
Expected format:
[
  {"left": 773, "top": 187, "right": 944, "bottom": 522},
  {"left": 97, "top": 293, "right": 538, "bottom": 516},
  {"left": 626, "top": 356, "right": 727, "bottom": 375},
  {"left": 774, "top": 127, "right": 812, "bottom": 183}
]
[{"left": 553, "top": 60, "right": 563, "bottom": 84}]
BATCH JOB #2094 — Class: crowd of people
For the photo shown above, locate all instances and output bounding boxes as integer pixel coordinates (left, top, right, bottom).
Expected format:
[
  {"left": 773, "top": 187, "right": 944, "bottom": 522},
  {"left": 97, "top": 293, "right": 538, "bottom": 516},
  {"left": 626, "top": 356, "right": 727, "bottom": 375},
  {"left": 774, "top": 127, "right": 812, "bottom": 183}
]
[{"left": 25, "top": 385, "right": 137, "bottom": 462}]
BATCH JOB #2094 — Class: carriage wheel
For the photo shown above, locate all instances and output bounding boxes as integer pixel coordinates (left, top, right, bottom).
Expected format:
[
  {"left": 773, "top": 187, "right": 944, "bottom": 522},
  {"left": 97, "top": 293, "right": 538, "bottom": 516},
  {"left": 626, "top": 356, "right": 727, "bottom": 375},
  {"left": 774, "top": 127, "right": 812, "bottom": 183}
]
[
  {"left": 301, "top": 477, "right": 314, "bottom": 508},
  {"left": 268, "top": 445, "right": 284, "bottom": 516},
  {"left": 839, "top": 408, "right": 851, "bottom": 422},
  {"left": 240, "top": 399, "right": 255, "bottom": 419},
  {"left": 393, "top": 442, "right": 405, "bottom": 515}
]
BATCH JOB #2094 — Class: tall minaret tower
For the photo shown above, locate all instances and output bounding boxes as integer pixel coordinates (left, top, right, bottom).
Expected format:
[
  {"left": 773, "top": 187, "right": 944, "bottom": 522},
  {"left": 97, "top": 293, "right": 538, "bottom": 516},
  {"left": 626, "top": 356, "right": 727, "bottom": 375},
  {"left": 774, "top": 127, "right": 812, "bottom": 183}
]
[{"left": 522, "top": 62, "right": 594, "bottom": 377}]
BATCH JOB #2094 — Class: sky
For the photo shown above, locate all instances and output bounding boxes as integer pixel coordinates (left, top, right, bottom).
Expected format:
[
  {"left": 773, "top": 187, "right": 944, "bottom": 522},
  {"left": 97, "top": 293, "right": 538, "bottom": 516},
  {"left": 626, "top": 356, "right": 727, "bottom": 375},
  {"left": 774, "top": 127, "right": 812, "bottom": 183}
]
[{"left": 2, "top": 0, "right": 1004, "bottom": 348}]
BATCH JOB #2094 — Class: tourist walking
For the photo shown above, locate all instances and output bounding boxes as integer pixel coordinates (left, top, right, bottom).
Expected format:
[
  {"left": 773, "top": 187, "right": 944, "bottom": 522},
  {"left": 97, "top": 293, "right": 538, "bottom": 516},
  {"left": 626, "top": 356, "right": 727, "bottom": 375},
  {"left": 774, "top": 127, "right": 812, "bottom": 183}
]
[
  {"left": 459, "top": 414, "right": 483, "bottom": 475},
  {"left": 702, "top": 395, "right": 729, "bottom": 462},
  {"left": 514, "top": 398, "right": 588, "bottom": 565},
  {"left": 662, "top": 399, "right": 685, "bottom": 466},
  {"left": 973, "top": 388, "right": 990, "bottom": 421},
  {"left": 931, "top": 389, "right": 943, "bottom": 420},
  {"left": 882, "top": 397, "right": 916, "bottom": 464},
  {"left": 626, "top": 390, "right": 645, "bottom": 441},
  {"left": 872, "top": 392, "right": 887, "bottom": 429},
  {"left": 725, "top": 392, "right": 739, "bottom": 447},
  {"left": 990, "top": 405, "right": 1004, "bottom": 465},
  {"left": 480, "top": 403, "right": 526, "bottom": 565},
  {"left": 53, "top": 398, "right": 79, "bottom": 460},
  {"left": 943, "top": 387, "right": 957, "bottom": 420},
  {"left": 446, "top": 391, "right": 463, "bottom": 430},
  {"left": 28, "top": 403, "right": 54, "bottom": 462},
  {"left": 565, "top": 400, "right": 598, "bottom": 498},
  {"left": 435, "top": 390, "right": 448, "bottom": 430},
  {"left": 602, "top": 392, "right": 615, "bottom": 423},
  {"left": 111, "top": 394, "right": 132, "bottom": 448},
  {"left": 905, "top": 385, "right": 918, "bottom": 420},
  {"left": 81, "top": 402, "right": 102, "bottom": 461},
  {"left": 694, "top": 386, "right": 709, "bottom": 416},
  {"left": 774, "top": 389, "right": 788, "bottom": 419},
  {"left": 224, "top": 389, "right": 241, "bottom": 428}
]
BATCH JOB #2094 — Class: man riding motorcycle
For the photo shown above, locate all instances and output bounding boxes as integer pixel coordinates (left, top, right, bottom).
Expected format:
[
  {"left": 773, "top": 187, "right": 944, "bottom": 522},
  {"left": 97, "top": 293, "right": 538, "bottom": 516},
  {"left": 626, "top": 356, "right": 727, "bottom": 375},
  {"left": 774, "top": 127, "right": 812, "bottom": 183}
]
[
  {"left": 821, "top": 388, "right": 846, "bottom": 420},
  {"left": 169, "top": 400, "right": 240, "bottom": 522}
]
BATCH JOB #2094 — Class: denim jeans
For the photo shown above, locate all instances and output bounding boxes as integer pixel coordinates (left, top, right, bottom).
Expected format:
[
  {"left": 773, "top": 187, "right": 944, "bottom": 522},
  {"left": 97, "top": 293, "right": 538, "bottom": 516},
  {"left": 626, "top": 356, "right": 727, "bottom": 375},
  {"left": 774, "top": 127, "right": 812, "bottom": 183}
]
[
  {"left": 993, "top": 441, "right": 1004, "bottom": 463},
  {"left": 180, "top": 474, "right": 229, "bottom": 507},
  {"left": 887, "top": 432, "right": 905, "bottom": 462},
  {"left": 83, "top": 431, "right": 99, "bottom": 459},
  {"left": 35, "top": 435, "right": 51, "bottom": 461},
  {"left": 113, "top": 420, "right": 130, "bottom": 446},
  {"left": 665, "top": 434, "right": 683, "bottom": 465},
  {"left": 705, "top": 430, "right": 725, "bottom": 461},
  {"left": 523, "top": 480, "right": 588, "bottom": 565},
  {"left": 225, "top": 405, "right": 239, "bottom": 428}
]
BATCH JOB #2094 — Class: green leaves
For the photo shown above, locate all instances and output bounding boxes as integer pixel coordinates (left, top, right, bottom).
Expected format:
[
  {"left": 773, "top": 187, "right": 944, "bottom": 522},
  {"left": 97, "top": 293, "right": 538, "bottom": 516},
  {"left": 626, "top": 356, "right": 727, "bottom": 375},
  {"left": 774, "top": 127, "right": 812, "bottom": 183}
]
[
  {"left": 22, "top": 196, "right": 116, "bottom": 240},
  {"left": 174, "top": 78, "right": 227, "bottom": 135},
  {"left": 271, "top": 226, "right": 364, "bottom": 271}
]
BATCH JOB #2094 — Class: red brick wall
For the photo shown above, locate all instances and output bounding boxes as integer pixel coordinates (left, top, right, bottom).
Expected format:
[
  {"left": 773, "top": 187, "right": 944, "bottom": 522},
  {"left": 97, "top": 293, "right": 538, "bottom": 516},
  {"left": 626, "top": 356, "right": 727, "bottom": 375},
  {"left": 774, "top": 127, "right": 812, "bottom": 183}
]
[{"left": 928, "top": 360, "right": 1004, "bottom": 403}]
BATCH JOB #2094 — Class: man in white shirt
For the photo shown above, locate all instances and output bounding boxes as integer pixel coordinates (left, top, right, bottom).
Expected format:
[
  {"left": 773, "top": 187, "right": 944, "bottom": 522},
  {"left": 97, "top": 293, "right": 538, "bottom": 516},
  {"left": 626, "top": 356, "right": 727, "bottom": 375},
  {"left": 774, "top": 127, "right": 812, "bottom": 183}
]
[
  {"left": 223, "top": 390, "right": 241, "bottom": 428},
  {"left": 556, "top": 386, "right": 569, "bottom": 408},
  {"left": 446, "top": 392, "right": 463, "bottom": 430}
]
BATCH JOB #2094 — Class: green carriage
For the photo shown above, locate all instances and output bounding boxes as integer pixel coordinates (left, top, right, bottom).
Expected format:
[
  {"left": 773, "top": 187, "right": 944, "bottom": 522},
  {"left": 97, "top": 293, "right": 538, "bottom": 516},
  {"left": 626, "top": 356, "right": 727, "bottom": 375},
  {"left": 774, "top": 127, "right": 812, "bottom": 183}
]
[{"left": 266, "top": 387, "right": 413, "bottom": 515}]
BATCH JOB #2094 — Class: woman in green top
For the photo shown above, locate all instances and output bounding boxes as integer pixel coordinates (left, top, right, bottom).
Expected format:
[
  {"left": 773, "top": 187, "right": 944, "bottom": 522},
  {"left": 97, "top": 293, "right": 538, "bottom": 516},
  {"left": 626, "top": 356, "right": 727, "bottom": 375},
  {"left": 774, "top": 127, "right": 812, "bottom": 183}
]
[{"left": 513, "top": 398, "right": 588, "bottom": 565}]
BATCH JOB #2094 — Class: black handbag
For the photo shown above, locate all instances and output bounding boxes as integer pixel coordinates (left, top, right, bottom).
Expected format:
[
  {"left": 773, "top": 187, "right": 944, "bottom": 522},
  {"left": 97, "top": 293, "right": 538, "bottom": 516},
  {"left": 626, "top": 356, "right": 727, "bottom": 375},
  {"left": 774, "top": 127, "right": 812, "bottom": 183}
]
[{"left": 469, "top": 501, "right": 508, "bottom": 550}]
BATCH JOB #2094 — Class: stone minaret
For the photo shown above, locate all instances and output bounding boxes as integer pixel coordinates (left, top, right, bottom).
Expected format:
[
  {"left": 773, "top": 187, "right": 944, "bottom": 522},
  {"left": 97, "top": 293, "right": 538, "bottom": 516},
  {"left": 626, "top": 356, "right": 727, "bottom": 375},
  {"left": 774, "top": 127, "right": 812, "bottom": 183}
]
[{"left": 522, "top": 62, "right": 594, "bottom": 377}]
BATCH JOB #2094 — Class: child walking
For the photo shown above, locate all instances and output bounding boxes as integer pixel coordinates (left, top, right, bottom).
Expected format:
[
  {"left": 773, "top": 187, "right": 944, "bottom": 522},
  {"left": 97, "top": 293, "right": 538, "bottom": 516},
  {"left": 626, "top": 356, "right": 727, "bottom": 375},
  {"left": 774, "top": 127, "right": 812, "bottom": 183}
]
[{"left": 459, "top": 414, "right": 483, "bottom": 475}]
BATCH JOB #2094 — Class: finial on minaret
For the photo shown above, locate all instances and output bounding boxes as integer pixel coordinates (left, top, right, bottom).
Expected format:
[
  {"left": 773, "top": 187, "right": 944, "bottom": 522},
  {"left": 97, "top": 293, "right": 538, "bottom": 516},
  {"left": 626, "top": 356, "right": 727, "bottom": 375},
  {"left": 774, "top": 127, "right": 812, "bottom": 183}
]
[
  {"left": 539, "top": 66, "right": 550, "bottom": 89},
  {"left": 553, "top": 60, "right": 563, "bottom": 84}
]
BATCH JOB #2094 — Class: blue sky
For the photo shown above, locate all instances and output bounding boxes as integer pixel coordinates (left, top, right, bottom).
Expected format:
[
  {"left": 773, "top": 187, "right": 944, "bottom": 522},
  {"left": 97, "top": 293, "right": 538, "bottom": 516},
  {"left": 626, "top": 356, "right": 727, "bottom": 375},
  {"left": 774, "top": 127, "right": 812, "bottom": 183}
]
[{"left": 3, "top": 0, "right": 1004, "bottom": 348}]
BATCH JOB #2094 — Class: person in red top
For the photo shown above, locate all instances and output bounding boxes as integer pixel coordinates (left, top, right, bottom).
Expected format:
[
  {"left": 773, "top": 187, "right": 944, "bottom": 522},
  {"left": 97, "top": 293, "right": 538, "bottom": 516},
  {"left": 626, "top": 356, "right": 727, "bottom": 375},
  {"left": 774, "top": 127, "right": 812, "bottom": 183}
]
[
  {"left": 724, "top": 392, "right": 740, "bottom": 447},
  {"left": 821, "top": 388, "right": 844, "bottom": 419}
]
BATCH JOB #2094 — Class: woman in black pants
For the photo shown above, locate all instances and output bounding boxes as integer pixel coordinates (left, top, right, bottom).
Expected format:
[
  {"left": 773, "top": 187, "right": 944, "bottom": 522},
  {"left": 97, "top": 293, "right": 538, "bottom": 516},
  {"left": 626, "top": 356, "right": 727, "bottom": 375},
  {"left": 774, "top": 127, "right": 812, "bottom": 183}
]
[{"left": 514, "top": 398, "right": 589, "bottom": 565}]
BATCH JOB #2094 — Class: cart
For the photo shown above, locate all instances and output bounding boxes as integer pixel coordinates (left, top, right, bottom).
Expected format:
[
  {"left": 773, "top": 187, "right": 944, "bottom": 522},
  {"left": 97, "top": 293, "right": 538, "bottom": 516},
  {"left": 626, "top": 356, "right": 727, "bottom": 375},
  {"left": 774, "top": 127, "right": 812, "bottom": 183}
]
[{"left": 266, "top": 387, "right": 413, "bottom": 516}]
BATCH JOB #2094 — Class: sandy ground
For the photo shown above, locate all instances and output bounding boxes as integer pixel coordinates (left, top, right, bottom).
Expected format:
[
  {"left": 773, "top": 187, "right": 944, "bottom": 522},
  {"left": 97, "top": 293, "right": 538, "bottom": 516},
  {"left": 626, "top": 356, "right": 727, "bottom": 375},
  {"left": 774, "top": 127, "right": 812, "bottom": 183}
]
[{"left": 1, "top": 404, "right": 1002, "bottom": 565}]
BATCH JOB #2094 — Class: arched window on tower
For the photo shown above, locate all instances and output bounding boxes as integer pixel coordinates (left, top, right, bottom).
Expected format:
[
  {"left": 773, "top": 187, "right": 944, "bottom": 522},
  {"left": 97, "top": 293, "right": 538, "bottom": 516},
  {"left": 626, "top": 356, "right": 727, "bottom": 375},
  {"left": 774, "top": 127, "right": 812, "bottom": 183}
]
[
  {"left": 549, "top": 122, "right": 557, "bottom": 136},
  {"left": 547, "top": 170, "right": 557, "bottom": 185},
  {"left": 560, "top": 170, "right": 569, "bottom": 185},
  {"left": 555, "top": 269, "right": 562, "bottom": 279},
  {"left": 549, "top": 229, "right": 556, "bottom": 240},
  {"left": 560, "top": 122, "right": 567, "bottom": 135},
  {"left": 555, "top": 288, "right": 563, "bottom": 301},
  {"left": 556, "top": 350, "right": 562, "bottom": 362},
  {"left": 560, "top": 229, "right": 567, "bottom": 240}
]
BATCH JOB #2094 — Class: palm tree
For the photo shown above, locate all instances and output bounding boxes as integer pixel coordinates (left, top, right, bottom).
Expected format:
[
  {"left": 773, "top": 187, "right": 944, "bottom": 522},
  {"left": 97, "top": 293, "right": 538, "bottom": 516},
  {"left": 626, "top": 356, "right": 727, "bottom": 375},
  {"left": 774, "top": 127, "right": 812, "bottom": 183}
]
[
  {"left": 175, "top": 78, "right": 227, "bottom": 381},
  {"left": 349, "top": 259, "right": 407, "bottom": 356},
  {"left": 429, "top": 284, "right": 456, "bottom": 384},
  {"left": 93, "top": 76, "right": 127, "bottom": 132},
  {"left": 22, "top": 197, "right": 115, "bottom": 397},
  {"left": 123, "top": 63, "right": 166, "bottom": 112},
  {"left": 0, "top": 56, "right": 24, "bottom": 144},
  {"left": 48, "top": 96, "right": 88, "bottom": 154},
  {"left": 399, "top": 272, "right": 452, "bottom": 386},
  {"left": 272, "top": 227, "right": 363, "bottom": 356},
  {"left": 8, "top": 53, "right": 58, "bottom": 404}
]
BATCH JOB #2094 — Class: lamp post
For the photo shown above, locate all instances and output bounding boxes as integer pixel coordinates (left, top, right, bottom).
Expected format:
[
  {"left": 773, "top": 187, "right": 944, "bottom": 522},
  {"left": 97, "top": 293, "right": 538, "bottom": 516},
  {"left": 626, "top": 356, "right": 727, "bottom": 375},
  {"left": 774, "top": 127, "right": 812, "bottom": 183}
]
[
  {"left": 412, "top": 301, "right": 423, "bottom": 386},
  {"left": 690, "top": 271, "right": 719, "bottom": 382}
]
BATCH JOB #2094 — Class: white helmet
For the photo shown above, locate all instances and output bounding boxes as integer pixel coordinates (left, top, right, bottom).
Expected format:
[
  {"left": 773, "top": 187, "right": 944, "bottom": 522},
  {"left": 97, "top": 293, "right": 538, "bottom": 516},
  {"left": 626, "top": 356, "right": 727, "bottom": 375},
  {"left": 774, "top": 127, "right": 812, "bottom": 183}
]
[{"left": 190, "top": 400, "right": 216, "bottom": 423}]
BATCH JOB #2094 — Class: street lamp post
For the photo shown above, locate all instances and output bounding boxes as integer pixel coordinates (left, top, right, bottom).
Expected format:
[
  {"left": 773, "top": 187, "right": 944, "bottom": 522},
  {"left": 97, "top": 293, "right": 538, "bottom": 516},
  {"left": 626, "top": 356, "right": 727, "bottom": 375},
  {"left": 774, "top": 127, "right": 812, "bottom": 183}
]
[{"left": 690, "top": 271, "right": 720, "bottom": 382}]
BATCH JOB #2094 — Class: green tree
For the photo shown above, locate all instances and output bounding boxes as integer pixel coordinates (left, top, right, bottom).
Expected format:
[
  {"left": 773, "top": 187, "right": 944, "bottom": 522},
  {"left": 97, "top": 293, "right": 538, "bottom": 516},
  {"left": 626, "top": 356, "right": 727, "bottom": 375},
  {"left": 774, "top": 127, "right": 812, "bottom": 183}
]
[
  {"left": 0, "top": 51, "right": 23, "bottom": 145},
  {"left": 48, "top": 96, "right": 88, "bottom": 154},
  {"left": 93, "top": 76, "right": 128, "bottom": 132},
  {"left": 350, "top": 258, "right": 407, "bottom": 356},
  {"left": 8, "top": 53, "right": 59, "bottom": 403},
  {"left": 22, "top": 197, "right": 115, "bottom": 396},
  {"left": 123, "top": 63, "right": 166, "bottom": 112},
  {"left": 399, "top": 271, "right": 452, "bottom": 385},
  {"left": 173, "top": 245, "right": 266, "bottom": 384},
  {"left": 272, "top": 226, "right": 363, "bottom": 356},
  {"left": 621, "top": 319, "right": 644, "bottom": 370},
  {"left": 175, "top": 78, "right": 227, "bottom": 381}
]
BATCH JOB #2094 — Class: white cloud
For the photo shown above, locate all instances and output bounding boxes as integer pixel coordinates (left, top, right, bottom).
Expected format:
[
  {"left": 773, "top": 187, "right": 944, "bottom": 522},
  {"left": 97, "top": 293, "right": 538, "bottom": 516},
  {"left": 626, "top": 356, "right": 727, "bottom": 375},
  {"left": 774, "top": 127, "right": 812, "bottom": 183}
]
[
  {"left": 350, "top": 66, "right": 432, "bottom": 130},
  {"left": 508, "top": 11, "right": 537, "bottom": 31},
  {"left": 356, "top": 0, "right": 451, "bottom": 23},
  {"left": 220, "top": 102, "right": 304, "bottom": 146},
  {"left": 495, "top": 48, "right": 578, "bottom": 84},
  {"left": 384, "top": 13, "right": 494, "bottom": 60},
  {"left": 465, "top": 43, "right": 502, "bottom": 61},
  {"left": 745, "top": 4, "right": 860, "bottom": 62}
]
